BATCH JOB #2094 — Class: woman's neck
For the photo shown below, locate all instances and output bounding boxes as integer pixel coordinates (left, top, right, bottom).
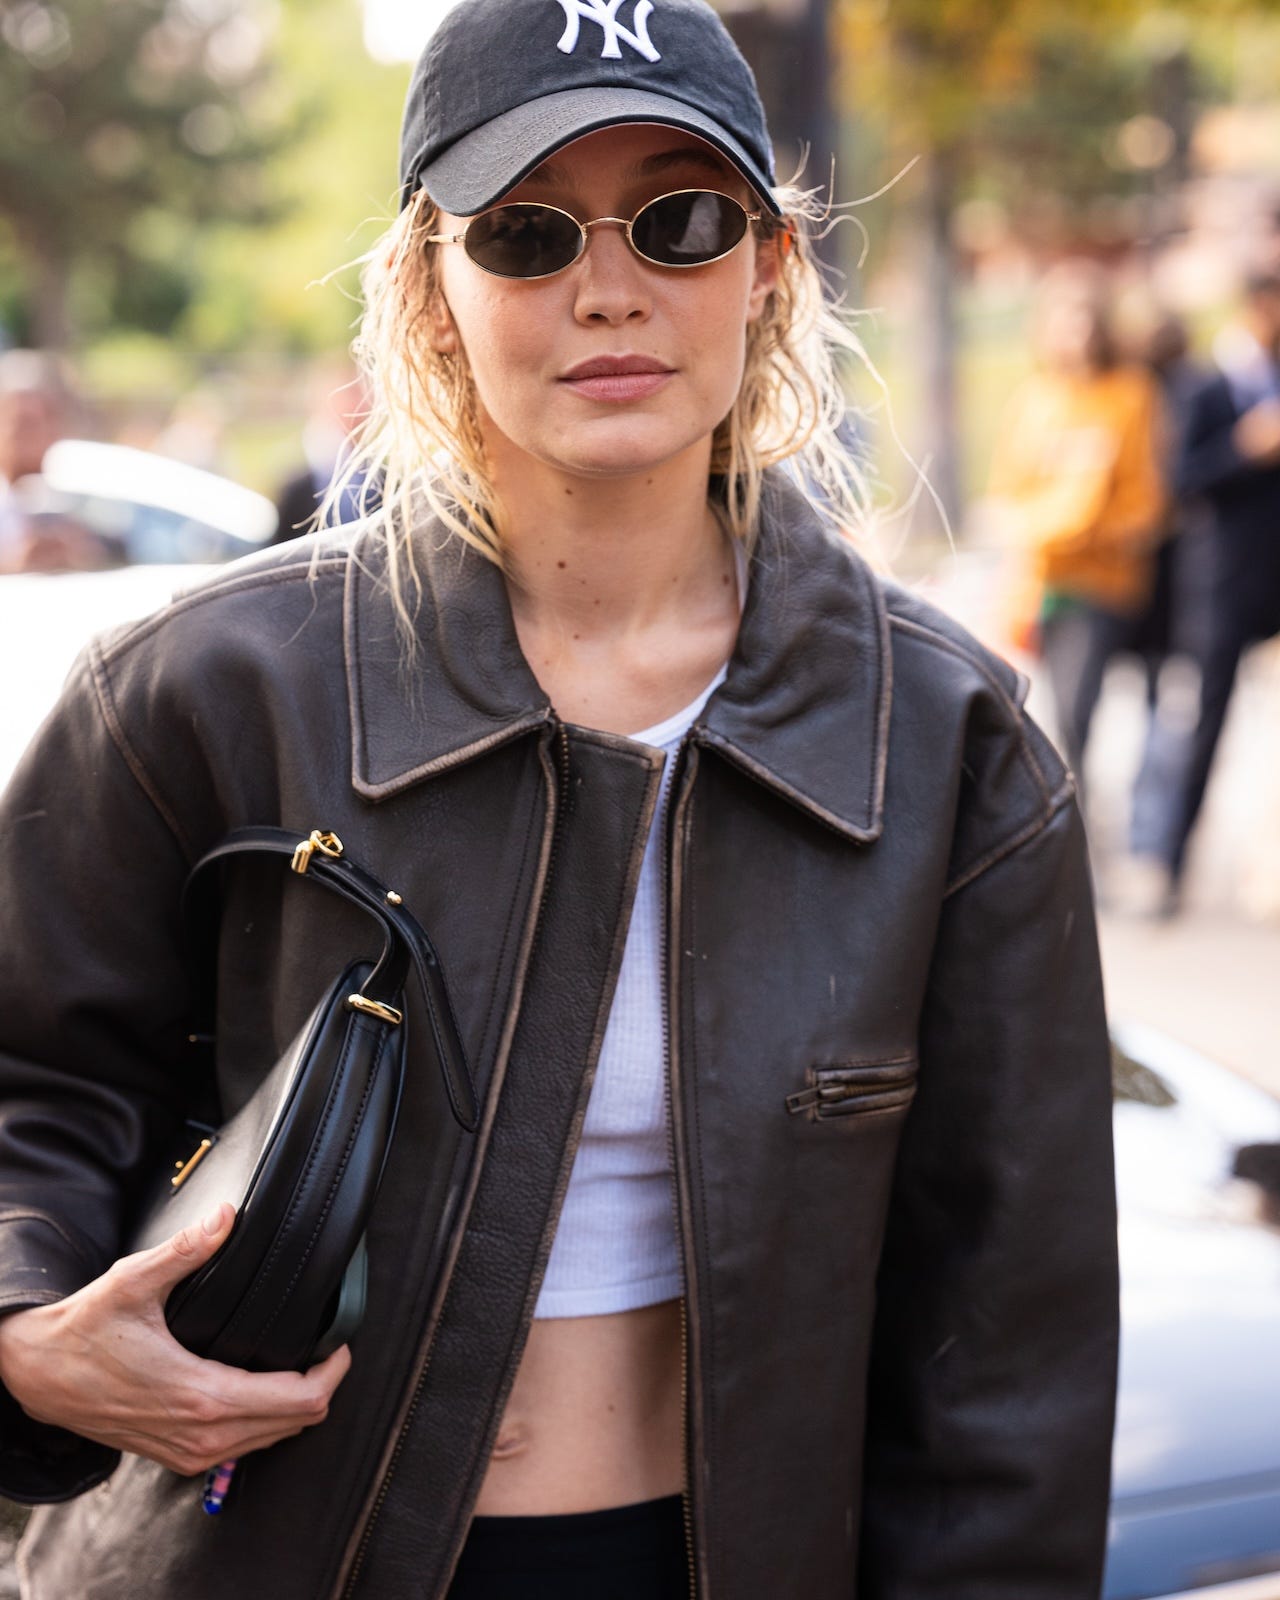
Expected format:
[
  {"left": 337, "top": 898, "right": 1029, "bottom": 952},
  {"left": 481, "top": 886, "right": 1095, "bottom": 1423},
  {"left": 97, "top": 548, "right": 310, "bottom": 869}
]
[
  {"left": 495, "top": 449, "right": 730, "bottom": 641},
  {"left": 490, "top": 449, "right": 741, "bottom": 735}
]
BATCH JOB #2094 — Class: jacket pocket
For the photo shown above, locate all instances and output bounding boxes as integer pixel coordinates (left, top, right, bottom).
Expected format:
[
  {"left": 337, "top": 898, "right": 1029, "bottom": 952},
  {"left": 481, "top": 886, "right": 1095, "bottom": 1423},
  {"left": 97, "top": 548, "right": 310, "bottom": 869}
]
[{"left": 785, "top": 1056, "right": 918, "bottom": 1121}]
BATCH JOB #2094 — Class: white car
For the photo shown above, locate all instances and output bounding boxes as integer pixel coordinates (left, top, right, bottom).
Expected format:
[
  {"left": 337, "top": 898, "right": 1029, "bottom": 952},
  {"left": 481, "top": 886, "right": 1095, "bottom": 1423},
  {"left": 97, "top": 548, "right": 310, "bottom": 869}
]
[{"left": 1, "top": 442, "right": 276, "bottom": 785}]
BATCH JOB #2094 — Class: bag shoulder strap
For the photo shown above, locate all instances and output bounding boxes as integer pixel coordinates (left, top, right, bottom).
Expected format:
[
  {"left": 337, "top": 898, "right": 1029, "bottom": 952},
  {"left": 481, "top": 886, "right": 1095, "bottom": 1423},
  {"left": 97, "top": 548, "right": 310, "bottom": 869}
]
[{"left": 182, "top": 827, "right": 478, "bottom": 1132}]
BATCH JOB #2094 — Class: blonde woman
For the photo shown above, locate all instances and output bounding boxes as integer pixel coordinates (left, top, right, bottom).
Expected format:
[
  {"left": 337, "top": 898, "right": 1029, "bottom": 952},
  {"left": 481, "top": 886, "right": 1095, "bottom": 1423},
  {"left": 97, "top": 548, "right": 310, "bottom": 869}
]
[{"left": 0, "top": 2, "right": 1118, "bottom": 1596}]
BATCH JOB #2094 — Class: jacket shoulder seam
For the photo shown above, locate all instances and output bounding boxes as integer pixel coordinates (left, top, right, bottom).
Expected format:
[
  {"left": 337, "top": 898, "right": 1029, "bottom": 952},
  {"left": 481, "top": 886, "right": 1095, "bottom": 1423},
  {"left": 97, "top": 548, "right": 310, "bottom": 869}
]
[
  {"left": 95, "top": 556, "right": 349, "bottom": 670},
  {"left": 88, "top": 640, "right": 194, "bottom": 860},
  {"left": 943, "top": 787, "right": 1075, "bottom": 899},
  {"left": 888, "top": 612, "right": 1052, "bottom": 810}
]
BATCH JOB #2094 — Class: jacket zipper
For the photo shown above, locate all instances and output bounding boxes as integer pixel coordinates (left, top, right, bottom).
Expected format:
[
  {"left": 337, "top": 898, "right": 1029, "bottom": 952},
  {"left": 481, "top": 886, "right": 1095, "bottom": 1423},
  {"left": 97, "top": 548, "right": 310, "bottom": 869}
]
[
  {"left": 337, "top": 718, "right": 567, "bottom": 1600},
  {"left": 663, "top": 737, "right": 702, "bottom": 1600}
]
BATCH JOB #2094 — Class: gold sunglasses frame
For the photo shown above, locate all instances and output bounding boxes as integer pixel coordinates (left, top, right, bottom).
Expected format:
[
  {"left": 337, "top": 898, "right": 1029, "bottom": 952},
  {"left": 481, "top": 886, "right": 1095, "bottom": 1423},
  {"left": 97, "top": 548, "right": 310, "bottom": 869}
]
[{"left": 425, "top": 188, "right": 762, "bottom": 280}]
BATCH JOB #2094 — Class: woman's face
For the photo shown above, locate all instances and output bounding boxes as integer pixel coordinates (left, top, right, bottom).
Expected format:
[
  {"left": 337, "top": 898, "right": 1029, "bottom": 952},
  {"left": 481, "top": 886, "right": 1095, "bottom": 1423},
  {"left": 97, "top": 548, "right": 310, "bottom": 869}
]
[
  {"left": 430, "top": 124, "right": 778, "bottom": 488},
  {"left": 1036, "top": 294, "right": 1108, "bottom": 375}
]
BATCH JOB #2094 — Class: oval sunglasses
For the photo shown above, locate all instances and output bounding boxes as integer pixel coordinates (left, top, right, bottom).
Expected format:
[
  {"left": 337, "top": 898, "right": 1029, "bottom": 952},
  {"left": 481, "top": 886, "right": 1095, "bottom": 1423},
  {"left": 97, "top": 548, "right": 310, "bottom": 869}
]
[{"left": 425, "top": 189, "right": 763, "bottom": 280}]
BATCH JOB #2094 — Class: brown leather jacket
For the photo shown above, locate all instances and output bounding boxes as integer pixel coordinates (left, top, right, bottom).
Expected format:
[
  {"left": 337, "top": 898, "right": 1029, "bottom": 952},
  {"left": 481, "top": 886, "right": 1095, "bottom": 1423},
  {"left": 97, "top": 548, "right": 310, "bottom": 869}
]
[{"left": 0, "top": 476, "right": 1118, "bottom": 1598}]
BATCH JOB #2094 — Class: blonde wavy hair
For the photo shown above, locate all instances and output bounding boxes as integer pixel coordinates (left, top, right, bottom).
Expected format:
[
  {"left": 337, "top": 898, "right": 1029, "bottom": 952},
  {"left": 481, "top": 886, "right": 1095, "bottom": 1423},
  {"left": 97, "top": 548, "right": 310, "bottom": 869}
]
[{"left": 325, "top": 176, "right": 877, "bottom": 635}]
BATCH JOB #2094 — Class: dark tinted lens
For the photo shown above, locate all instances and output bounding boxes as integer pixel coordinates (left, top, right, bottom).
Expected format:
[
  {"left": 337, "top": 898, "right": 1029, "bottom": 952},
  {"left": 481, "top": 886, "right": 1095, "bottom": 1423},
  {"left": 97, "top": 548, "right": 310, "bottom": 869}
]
[
  {"left": 464, "top": 204, "right": 583, "bottom": 278},
  {"left": 631, "top": 191, "right": 747, "bottom": 266}
]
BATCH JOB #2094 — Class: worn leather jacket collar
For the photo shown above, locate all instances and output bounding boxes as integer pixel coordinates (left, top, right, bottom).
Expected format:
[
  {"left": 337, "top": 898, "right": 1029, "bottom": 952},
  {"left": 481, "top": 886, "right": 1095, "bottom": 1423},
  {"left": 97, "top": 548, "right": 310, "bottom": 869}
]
[{"left": 347, "top": 476, "right": 890, "bottom": 841}]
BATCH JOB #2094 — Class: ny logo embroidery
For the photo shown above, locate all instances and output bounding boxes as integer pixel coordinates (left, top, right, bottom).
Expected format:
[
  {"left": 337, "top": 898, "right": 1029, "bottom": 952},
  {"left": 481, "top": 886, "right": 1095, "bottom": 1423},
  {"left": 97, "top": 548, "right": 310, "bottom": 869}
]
[{"left": 555, "top": 0, "right": 661, "bottom": 62}]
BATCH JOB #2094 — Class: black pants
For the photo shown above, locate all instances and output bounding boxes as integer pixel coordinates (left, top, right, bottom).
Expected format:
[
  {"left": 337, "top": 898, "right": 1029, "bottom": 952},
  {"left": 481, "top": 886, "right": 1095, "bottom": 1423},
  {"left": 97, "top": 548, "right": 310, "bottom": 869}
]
[
  {"left": 1039, "top": 597, "right": 1136, "bottom": 804},
  {"left": 1157, "top": 605, "right": 1276, "bottom": 878},
  {"left": 447, "top": 1495, "right": 689, "bottom": 1599}
]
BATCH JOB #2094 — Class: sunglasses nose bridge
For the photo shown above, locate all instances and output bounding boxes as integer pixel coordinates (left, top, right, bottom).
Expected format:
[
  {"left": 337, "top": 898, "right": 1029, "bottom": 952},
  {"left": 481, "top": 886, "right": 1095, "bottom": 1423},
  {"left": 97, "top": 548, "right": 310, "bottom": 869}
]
[
  {"left": 577, "top": 214, "right": 650, "bottom": 270},
  {"left": 580, "top": 215, "right": 633, "bottom": 252}
]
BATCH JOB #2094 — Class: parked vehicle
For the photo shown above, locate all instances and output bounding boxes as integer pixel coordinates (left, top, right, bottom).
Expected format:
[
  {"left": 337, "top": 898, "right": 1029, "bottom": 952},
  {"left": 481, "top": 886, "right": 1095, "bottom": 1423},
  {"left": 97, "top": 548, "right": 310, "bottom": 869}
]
[
  {"left": 18, "top": 438, "right": 277, "bottom": 566},
  {"left": 0, "top": 441, "right": 275, "bottom": 786},
  {"left": 1107, "top": 1023, "right": 1280, "bottom": 1598}
]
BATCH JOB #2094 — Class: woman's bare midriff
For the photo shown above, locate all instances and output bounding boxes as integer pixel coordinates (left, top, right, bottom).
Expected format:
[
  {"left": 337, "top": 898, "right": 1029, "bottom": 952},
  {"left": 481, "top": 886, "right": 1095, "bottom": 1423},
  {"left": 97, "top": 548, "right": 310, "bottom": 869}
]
[{"left": 472, "top": 1297, "right": 685, "bottom": 1515}]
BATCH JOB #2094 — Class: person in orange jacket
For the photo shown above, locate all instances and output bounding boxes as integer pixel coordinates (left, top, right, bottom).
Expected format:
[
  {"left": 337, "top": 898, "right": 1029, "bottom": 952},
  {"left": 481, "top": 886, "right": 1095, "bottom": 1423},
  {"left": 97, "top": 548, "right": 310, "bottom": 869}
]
[{"left": 990, "top": 262, "right": 1167, "bottom": 800}]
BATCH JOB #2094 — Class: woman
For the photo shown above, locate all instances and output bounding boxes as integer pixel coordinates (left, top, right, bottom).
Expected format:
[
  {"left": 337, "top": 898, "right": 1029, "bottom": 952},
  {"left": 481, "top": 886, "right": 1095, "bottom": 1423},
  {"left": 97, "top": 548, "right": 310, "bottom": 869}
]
[
  {"left": 0, "top": 2, "right": 1118, "bottom": 1596},
  {"left": 989, "top": 260, "right": 1166, "bottom": 800}
]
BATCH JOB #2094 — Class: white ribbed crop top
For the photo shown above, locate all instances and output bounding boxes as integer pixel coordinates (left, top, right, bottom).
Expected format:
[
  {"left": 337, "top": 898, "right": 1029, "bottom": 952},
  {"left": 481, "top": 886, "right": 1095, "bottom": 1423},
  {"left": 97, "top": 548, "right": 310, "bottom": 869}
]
[{"left": 532, "top": 667, "right": 726, "bottom": 1319}]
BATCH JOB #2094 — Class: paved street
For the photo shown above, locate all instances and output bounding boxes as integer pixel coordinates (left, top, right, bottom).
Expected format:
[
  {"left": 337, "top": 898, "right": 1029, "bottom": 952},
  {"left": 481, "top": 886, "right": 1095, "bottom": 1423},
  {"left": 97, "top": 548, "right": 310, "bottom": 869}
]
[{"left": 1060, "top": 642, "right": 1280, "bottom": 1097}]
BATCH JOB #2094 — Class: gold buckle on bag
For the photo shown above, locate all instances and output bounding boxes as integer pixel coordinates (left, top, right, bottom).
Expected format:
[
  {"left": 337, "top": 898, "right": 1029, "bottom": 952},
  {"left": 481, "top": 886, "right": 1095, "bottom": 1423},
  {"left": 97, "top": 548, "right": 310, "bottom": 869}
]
[
  {"left": 291, "top": 830, "right": 344, "bottom": 875},
  {"left": 346, "top": 995, "right": 403, "bottom": 1026}
]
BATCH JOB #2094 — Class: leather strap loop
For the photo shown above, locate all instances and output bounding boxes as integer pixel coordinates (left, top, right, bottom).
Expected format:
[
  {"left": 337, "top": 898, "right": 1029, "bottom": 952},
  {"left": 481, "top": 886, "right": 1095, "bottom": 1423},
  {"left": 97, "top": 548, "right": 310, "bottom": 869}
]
[{"left": 181, "top": 827, "right": 478, "bottom": 1131}]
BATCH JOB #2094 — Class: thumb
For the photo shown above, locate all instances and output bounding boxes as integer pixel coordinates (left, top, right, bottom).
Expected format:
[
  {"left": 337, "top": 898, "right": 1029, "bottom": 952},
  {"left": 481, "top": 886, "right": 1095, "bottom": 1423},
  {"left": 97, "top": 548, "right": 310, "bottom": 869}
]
[{"left": 124, "top": 1202, "right": 236, "bottom": 1298}]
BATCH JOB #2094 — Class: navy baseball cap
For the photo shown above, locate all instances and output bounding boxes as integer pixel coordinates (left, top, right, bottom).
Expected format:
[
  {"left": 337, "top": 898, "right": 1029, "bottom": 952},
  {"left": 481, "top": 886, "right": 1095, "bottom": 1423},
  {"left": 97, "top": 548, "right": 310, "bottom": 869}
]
[{"left": 398, "top": 0, "right": 781, "bottom": 217}]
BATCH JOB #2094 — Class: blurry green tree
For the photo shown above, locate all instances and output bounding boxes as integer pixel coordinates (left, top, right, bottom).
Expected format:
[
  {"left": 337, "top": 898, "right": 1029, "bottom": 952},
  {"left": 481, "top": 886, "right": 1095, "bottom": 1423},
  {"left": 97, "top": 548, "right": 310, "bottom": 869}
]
[
  {"left": 184, "top": 0, "right": 408, "bottom": 357},
  {"left": 0, "top": 0, "right": 304, "bottom": 349}
]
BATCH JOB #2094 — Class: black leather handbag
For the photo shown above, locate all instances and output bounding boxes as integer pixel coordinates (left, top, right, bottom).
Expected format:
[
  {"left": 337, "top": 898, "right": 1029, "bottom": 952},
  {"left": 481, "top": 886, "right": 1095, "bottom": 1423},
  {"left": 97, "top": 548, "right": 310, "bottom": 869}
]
[{"left": 127, "top": 826, "right": 478, "bottom": 1374}]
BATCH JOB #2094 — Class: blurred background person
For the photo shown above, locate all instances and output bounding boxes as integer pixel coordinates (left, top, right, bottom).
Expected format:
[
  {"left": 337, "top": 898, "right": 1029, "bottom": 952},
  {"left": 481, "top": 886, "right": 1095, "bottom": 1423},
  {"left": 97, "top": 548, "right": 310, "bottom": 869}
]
[
  {"left": 0, "top": 350, "right": 98, "bottom": 574},
  {"left": 1137, "top": 261, "right": 1280, "bottom": 913},
  {"left": 1115, "top": 304, "right": 1207, "bottom": 902},
  {"left": 988, "top": 261, "right": 1166, "bottom": 809},
  {"left": 271, "top": 357, "right": 374, "bottom": 542}
]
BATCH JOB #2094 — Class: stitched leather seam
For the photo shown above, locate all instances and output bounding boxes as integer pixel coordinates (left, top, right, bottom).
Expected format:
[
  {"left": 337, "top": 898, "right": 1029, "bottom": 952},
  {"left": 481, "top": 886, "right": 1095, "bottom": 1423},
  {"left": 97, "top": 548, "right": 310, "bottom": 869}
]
[
  {"left": 225, "top": 1012, "right": 371, "bottom": 1344},
  {"left": 811, "top": 1053, "right": 917, "bottom": 1072},
  {"left": 942, "top": 790, "right": 1075, "bottom": 900},
  {"left": 345, "top": 539, "right": 551, "bottom": 797},
  {"left": 94, "top": 558, "right": 349, "bottom": 669},
  {"left": 888, "top": 614, "right": 1056, "bottom": 811},
  {"left": 256, "top": 1025, "right": 386, "bottom": 1346},
  {"left": 88, "top": 642, "right": 194, "bottom": 861},
  {"left": 472, "top": 762, "right": 543, "bottom": 1113},
  {"left": 682, "top": 774, "right": 721, "bottom": 1585},
  {"left": 859, "top": 550, "right": 893, "bottom": 830},
  {"left": 693, "top": 733, "right": 880, "bottom": 843}
]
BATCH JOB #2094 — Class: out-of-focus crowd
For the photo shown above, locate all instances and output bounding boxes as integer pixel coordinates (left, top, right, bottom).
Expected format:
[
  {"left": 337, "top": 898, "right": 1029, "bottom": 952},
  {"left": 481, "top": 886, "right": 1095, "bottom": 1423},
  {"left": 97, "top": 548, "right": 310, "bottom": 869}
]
[{"left": 986, "top": 251, "right": 1280, "bottom": 920}]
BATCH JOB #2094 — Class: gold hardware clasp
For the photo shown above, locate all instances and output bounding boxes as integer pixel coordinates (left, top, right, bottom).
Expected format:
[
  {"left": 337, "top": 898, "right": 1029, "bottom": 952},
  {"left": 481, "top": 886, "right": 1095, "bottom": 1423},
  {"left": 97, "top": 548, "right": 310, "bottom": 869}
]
[
  {"left": 291, "top": 829, "right": 344, "bottom": 875},
  {"left": 172, "top": 1138, "right": 215, "bottom": 1190},
  {"left": 346, "top": 994, "right": 403, "bottom": 1026}
]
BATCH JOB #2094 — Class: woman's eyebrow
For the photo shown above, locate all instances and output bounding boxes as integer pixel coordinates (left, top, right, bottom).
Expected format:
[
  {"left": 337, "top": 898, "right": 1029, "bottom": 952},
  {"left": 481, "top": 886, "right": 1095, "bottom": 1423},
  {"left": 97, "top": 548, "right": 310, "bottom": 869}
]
[{"left": 628, "top": 148, "right": 733, "bottom": 182}]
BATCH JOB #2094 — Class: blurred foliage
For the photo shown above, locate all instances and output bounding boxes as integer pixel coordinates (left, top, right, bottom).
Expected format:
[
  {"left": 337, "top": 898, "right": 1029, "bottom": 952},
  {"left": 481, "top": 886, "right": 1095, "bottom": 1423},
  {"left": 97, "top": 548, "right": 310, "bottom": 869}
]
[
  {"left": 836, "top": 1, "right": 1280, "bottom": 228},
  {"left": 0, "top": 0, "right": 407, "bottom": 359},
  {"left": 184, "top": 0, "right": 409, "bottom": 357},
  {"left": 0, "top": 0, "right": 305, "bottom": 347}
]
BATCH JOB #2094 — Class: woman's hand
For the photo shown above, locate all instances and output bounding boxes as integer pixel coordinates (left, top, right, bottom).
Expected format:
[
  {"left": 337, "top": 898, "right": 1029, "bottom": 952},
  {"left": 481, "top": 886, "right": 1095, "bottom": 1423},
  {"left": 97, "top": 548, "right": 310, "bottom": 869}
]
[{"left": 0, "top": 1202, "right": 350, "bottom": 1476}]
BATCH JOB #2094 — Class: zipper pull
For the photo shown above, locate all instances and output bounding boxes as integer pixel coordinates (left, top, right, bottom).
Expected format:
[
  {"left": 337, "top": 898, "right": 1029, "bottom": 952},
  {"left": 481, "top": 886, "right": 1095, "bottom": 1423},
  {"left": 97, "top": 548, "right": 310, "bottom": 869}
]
[{"left": 785, "top": 1085, "right": 822, "bottom": 1115}]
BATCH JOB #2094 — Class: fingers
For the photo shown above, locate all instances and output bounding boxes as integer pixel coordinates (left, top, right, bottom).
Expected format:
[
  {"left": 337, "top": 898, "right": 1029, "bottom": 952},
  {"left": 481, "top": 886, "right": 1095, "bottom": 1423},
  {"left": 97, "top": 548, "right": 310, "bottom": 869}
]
[
  {"left": 190, "top": 1342, "right": 350, "bottom": 1424},
  {"left": 111, "top": 1203, "right": 236, "bottom": 1304},
  {"left": 61, "top": 1345, "right": 350, "bottom": 1476}
]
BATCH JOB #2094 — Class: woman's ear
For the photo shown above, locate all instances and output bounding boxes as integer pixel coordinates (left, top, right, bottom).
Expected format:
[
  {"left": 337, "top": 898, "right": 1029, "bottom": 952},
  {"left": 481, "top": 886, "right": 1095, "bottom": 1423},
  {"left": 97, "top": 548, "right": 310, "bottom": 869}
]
[
  {"left": 428, "top": 290, "right": 459, "bottom": 355},
  {"left": 746, "top": 227, "right": 783, "bottom": 323}
]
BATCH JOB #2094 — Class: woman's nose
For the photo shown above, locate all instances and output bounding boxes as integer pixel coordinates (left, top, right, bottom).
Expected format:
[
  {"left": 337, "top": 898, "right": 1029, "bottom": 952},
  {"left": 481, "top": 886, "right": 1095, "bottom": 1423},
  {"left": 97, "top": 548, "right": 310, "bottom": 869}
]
[{"left": 571, "top": 222, "right": 653, "bottom": 325}]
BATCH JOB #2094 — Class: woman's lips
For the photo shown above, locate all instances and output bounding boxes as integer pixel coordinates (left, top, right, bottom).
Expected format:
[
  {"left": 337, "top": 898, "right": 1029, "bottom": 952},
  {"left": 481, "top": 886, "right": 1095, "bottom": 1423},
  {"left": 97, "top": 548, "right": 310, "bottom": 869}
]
[{"left": 559, "top": 356, "right": 674, "bottom": 403}]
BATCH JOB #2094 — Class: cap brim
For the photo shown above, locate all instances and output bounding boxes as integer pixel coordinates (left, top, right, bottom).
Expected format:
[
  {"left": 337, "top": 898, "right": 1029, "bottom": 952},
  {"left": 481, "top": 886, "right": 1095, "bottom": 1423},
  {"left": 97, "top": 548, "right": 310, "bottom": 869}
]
[{"left": 415, "top": 86, "right": 781, "bottom": 217}]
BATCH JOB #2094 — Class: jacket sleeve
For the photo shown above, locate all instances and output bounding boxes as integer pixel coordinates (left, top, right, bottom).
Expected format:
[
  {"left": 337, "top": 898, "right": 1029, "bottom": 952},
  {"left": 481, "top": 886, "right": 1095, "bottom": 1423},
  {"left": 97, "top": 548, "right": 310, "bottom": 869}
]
[
  {"left": 1173, "top": 376, "right": 1251, "bottom": 501},
  {"left": 0, "top": 643, "right": 196, "bottom": 1501},
  {"left": 858, "top": 794, "right": 1119, "bottom": 1598}
]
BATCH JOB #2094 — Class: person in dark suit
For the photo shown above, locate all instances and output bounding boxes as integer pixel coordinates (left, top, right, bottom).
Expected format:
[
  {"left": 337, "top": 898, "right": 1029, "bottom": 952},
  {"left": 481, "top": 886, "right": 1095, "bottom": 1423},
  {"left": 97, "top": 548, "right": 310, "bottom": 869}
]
[{"left": 1148, "top": 267, "right": 1280, "bottom": 907}]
